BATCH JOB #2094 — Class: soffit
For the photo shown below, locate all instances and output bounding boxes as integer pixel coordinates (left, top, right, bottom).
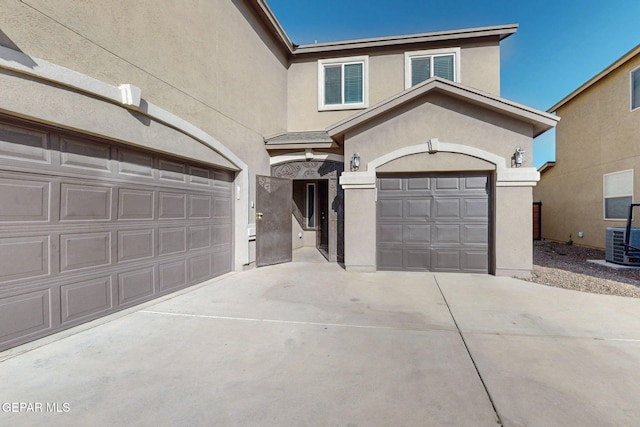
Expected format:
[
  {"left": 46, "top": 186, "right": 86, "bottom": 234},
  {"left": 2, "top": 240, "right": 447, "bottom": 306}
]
[{"left": 326, "top": 77, "right": 560, "bottom": 139}]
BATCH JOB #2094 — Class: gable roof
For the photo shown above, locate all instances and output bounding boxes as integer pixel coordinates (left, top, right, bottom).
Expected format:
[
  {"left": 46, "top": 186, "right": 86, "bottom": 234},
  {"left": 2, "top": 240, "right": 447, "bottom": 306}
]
[
  {"left": 326, "top": 77, "right": 559, "bottom": 140},
  {"left": 250, "top": 0, "right": 517, "bottom": 57},
  {"left": 549, "top": 43, "right": 640, "bottom": 113}
]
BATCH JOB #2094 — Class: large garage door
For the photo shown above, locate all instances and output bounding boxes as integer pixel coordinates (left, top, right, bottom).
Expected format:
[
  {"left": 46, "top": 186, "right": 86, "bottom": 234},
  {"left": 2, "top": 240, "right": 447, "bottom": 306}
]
[
  {"left": 377, "top": 173, "right": 489, "bottom": 272},
  {"left": 0, "top": 121, "right": 233, "bottom": 351}
]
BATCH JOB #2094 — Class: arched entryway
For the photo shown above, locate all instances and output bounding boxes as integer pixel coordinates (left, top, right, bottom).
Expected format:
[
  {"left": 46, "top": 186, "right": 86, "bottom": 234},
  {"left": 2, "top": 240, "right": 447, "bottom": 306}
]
[{"left": 271, "top": 160, "right": 344, "bottom": 262}]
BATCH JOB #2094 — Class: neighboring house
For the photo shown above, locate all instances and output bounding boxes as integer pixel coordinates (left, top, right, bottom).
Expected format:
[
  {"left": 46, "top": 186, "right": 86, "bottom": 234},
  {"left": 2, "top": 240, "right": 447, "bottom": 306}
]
[
  {"left": 0, "top": 0, "right": 557, "bottom": 351},
  {"left": 535, "top": 44, "right": 640, "bottom": 249}
]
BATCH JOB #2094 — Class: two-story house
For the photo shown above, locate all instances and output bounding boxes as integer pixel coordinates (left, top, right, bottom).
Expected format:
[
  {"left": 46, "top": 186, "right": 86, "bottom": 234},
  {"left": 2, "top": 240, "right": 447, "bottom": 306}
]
[
  {"left": 0, "top": 0, "right": 556, "bottom": 351},
  {"left": 535, "top": 44, "right": 640, "bottom": 249}
]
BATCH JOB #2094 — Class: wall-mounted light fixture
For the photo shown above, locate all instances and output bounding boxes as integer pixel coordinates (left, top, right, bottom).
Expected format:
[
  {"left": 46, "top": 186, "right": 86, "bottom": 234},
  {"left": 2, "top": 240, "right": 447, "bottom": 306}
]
[
  {"left": 513, "top": 147, "right": 526, "bottom": 167},
  {"left": 350, "top": 152, "right": 360, "bottom": 171}
]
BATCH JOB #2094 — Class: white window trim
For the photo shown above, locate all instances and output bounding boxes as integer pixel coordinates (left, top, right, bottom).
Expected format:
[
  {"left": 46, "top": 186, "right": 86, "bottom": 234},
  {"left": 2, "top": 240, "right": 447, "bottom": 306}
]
[
  {"left": 404, "top": 47, "right": 461, "bottom": 89},
  {"left": 318, "top": 56, "right": 369, "bottom": 111},
  {"left": 631, "top": 65, "right": 640, "bottom": 112},
  {"left": 603, "top": 169, "right": 633, "bottom": 220}
]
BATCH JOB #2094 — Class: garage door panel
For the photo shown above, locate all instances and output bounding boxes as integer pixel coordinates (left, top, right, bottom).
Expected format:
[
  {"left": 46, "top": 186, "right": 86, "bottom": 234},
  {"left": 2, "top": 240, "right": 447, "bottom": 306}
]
[
  {"left": 378, "top": 247, "right": 404, "bottom": 269},
  {"left": 60, "top": 276, "right": 113, "bottom": 324},
  {"left": 405, "top": 224, "right": 430, "bottom": 244},
  {"left": 213, "top": 251, "right": 232, "bottom": 276},
  {"left": 189, "top": 166, "right": 211, "bottom": 186},
  {"left": 60, "top": 232, "right": 111, "bottom": 272},
  {"left": 379, "top": 177, "right": 403, "bottom": 191},
  {"left": 189, "top": 254, "right": 213, "bottom": 282},
  {"left": 159, "top": 192, "right": 187, "bottom": 219},
  {"left": 60, "top": 137, "right": 111, "bottom": 172},
  {"left": 406, "top": 177, "right": 430, "bottom": 191},
  {"left": 464, "top": 224, "right": 488, "bottom": 244},
  {"left": 212, "top": 224, "right": 232, "bottom": 247},
  {"left": 118, "top": 188, "right": 155, "bottom": 220},
  {"left": 464, "top": 198, "right": 489, "bottom": 219},
  {"left": 378, "top": 199, "right": 403, "bottom": 220},
  {"left": 434, "top": 198, "right": 461, "bottom": 218},
  {"left": 159, "top": 159, "right": 186, "bottom": 183},
  {"left": 159, "top": 227, "right": 187, "bottom": 255},
  {"left": 377, "top": 174, "right": 489, "bottom": 273},
  {"left": 379, "top": 223, "right": 403, "bottom": 244},
  {"left": 118, "top": 267, "right": 155, "bottom": 305},
  {"left": 0, "top": 289, "right": 51, "bottom": 343},
  {"left": 117, "top": 149, "right": 154, "bottom": 178},
  {"left": 464, "top": 250, "right": 489, "bottom": 271},
  {"left": 434, "top": 224, "right": 461, "bottom": 244},
  {"left": 190, "top": 194, "right": 211, "bottom": 219},
  {"left": 434, "top": 176, "right": 461, "bottom": 191},
  {"left": 118, "top": 229, "right": 154, "bottom": 262},
  {"left": 433, "top": 250, "right": 461, "bottom": 271},
  {"left": 405, "top": 249, "right": 430, "bottom": 270},
  {"left": 0, "top": 177, "right": 50, "bottom": 222},
  {"left": 213, "top": 196, "right": 232, "bottom": 220},
  {"left": 0, "top": 123, "right": 50, "bottom": 164},
  {"left": 406, "top": 199, "right": 430, "bottom": 219},
  {"left": 159, "top": 260, "right": 188, "bottom": 291},
  {"left": 60, "top": 183, "right": 112, "bottom": 221},
  {"left": 189, "top": 225, "right": 211, "bottom": 250},
  {"left": 464, "top": 175, "right": 488, "bottom": 190},
  {"left": 0, "top": 236, "right": 50, "bottom": 282}
]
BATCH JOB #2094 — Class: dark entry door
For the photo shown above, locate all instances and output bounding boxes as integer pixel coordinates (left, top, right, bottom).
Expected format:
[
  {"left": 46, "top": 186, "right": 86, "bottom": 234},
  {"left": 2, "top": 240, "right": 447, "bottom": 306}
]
[
  {"left": 256, "top": 175, "right": 292, "bottom": 267},
  {"left": 317, "top": 180, "right": 329, "bottom": 255}
]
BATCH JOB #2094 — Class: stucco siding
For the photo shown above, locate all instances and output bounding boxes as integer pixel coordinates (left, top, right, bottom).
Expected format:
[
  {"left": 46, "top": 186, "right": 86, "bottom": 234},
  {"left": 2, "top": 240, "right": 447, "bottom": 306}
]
[
  {"left": 343, "top": 94, "right": 532, "bottom": 169},
  {"left": 535, "top": 52, "right": 640, "bottom": 248},
  {"left": 0, "top": 0, "right": 288, "bottom": 169},
  {"left": 287, "top": 42, "right": 502, "bottom": 132}
]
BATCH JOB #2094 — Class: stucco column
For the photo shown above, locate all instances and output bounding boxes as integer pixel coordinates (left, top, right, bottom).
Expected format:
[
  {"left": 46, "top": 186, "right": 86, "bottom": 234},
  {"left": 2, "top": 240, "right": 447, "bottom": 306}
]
[
  {"left": 494, "top": 168, "right": 539, "bottom": 277},
  {"left": 340, "top": 171, "right": 377, "bottom": 272}
]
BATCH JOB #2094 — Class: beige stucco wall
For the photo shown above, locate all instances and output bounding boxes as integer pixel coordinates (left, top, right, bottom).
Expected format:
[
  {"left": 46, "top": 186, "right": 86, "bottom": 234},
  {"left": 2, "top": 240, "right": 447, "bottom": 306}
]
[
  {"left": 345, "top": 94, "right": 533, "bottom": 166},
  {"left": 0, "top": 0, "right": 291, "bottom": 267},
  {"left": 287, "top": 43, "right": 502, "bottom": 132},
  {"left": 534, "top": 53, "right": 640, "bottom": 248},
  {"left": 340, "top": 94, "right": 538, "bottom": 276}
]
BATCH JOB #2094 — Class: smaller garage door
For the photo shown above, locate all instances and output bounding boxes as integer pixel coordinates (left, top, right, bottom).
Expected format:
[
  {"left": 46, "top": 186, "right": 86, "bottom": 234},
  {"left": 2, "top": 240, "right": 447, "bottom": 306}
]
[{"left": 377, "top": 174, "right": 490, "bottom": 272}]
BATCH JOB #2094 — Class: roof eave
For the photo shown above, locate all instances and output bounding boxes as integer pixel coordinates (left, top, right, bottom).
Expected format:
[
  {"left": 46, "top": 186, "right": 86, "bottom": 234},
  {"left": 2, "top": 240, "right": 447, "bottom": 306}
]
[
  {"left": 250, "top": 0, "right": 296, "bottom": 55},
  {"left": 294, "top": 24, "right": 518, "bottom": 55},
  {"left": 327, "top": 77, "right": 559, "bottom": 139},
  {"left": 549, "top": 43, "right": 640, "bottom": 113}
]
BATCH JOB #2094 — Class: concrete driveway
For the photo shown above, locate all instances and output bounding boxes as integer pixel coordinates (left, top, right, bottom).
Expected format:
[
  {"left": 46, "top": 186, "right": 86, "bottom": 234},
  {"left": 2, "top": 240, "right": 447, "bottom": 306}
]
[{"left": 2, "top": 249, "right": 640, "bottom": 426}]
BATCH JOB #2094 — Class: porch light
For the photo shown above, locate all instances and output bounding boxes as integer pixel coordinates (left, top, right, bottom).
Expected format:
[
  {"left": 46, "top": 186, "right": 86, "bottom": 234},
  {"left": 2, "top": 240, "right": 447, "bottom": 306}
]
[
  {"left": 514, "top": 147, "right": 525, "bottom": 167},
  {"left": 351, "top": 152, "right": 360, "bottom": 171}
]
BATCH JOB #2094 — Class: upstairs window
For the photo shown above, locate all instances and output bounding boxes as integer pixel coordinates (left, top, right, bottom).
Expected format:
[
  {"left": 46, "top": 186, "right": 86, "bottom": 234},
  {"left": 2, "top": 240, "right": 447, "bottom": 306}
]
[
  {"left": 318, "top": 56, "right": 368, "bottom": 111},
  {"left": 632, "top": 67, "right": 640, "bottom": 111},
  {"left": 404, "top": 48, "right": 461, "bottom": 89},
  {"left": 604, "top": 169, "right": 633, "bottom": 220}
]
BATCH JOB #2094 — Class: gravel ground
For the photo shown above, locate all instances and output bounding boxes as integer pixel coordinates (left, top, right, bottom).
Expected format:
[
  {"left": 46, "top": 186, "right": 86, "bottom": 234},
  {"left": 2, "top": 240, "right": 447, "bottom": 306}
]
[{"left": 527, "top": 241, "right": 640, "bottom": 298}]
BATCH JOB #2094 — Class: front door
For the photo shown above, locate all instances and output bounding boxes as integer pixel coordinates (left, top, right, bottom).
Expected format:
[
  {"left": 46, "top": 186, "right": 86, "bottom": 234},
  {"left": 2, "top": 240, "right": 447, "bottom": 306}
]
[{"left": 256, "top": 175, "right": 292, "bottom": 267}]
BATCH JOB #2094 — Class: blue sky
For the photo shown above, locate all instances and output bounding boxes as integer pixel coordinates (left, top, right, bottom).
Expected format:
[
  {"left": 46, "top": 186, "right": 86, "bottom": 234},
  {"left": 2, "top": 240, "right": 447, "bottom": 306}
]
[{"left": 267, "top": 0, "right": 640, "bottom": 168}]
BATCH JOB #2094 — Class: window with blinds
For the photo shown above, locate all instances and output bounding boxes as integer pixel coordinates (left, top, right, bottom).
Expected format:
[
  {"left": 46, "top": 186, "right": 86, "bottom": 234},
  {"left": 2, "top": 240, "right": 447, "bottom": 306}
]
[
  {"left": 604, "top": 169, "right": 633, "bottom": 219},
  {"left": 318, "top": 56, "right": 368, "bottom": 110},
  {"left": 405, "top": 48, "right": 460, "bottom": 89}
]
